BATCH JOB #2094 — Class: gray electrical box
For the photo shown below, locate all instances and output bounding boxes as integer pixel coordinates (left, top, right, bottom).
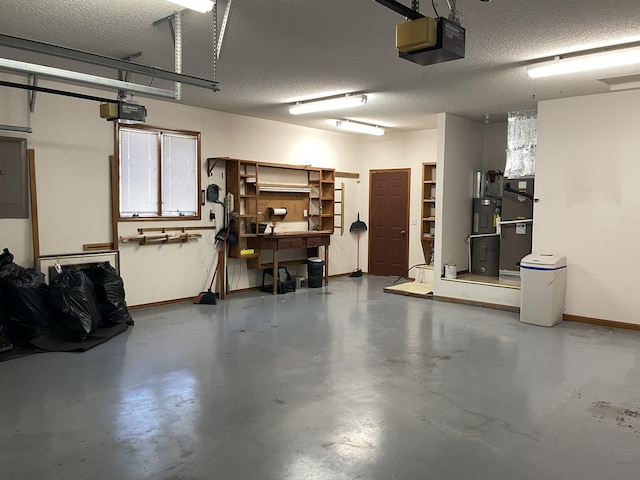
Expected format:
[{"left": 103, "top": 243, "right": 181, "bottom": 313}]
[{"left": 0, "top": 137, "right": 28, "bottom": 219}]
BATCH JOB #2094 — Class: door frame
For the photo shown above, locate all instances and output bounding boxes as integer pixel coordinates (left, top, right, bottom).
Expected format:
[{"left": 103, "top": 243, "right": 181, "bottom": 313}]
[{"left": 368, "top": 168, "right": 411, "bottom": 277}]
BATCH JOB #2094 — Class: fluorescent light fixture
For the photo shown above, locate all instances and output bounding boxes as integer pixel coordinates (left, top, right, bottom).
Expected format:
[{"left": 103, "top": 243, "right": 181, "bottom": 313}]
[
  {"left": 259, "top": 185, "right": 312, "bottom": 193},
  {"left": 167, "top": 0, "right": 214, "bottom": 13},
  {"left": 289, "top": 94, "right": 367, "bottom": 115},
  {"left": 336, "top": 120, "right": 385, "bottom": 136},
  {"left": 527, "top": 45, "right": 640, "bottom": 78}
]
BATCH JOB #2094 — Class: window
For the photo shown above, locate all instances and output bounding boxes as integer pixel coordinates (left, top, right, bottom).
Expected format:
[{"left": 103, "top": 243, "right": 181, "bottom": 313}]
[{"left": 117, "top": 124, "right": 201, "bottom": 220}]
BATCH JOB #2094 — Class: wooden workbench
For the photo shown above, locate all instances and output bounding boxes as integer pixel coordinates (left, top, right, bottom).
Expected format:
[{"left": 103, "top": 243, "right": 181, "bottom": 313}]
[{"left": 247, "top": 231, "right": 331, "bottom": 294}]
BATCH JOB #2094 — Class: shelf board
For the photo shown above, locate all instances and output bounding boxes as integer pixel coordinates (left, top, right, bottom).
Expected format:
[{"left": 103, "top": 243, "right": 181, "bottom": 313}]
[
  {"left": 423, "top": 180, "right": 436, "bottom": 184},
  {"left": 258, "top": 183, "right": 311, "bottom": 192},
  {"left": 421, "top": 236, "right": 435, "bottom": 242},
  {"left": 422, "top": 216, "right": 436, "bottom": 221},
  {"left": 423, "top": 199, "right": 436, "bottom": 203}
]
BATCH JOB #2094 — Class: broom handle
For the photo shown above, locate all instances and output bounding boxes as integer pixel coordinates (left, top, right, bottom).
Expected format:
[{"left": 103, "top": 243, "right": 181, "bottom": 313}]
[
  {"left": 208, "top": 221, "right": 232, "bottom": 290},
  {"left": 356, "top": 231, "right": 360, "bottom": 269}
]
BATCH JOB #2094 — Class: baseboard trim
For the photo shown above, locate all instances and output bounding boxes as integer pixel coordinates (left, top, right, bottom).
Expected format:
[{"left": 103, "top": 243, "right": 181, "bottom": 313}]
[
  {"left": 563, "top": 314, "right": 640, "bottom": 332},
  {"left": 432, "top": 295, "right": 519, "bottom": 313},
  {"left": 130, "top": 296, "right": 195, "bottom": 310},
  {"left": 432, "top": 297, "right": 640, "bottom": 332}
]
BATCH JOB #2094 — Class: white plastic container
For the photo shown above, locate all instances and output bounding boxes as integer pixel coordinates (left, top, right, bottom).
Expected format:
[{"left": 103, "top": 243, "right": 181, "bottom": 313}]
[
  {"left": 444, "top": 264, "right": 457, "bottom": 279},
  {"left": 520, "top": 254, "right": 567, "bottom": 327}
]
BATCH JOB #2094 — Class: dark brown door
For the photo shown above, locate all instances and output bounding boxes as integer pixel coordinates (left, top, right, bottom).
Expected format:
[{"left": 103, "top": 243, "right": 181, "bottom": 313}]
[{"left": 369, "top": 169, "right": 410, "bottom": 276}]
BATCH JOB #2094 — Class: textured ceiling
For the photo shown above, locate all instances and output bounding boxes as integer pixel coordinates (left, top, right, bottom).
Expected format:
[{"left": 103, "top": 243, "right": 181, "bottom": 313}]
[{"left": 1, "top": 0, "right": 640, "bottom": 133}]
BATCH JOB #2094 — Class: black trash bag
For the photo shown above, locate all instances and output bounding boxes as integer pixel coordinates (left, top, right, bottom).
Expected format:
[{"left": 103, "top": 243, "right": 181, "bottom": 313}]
[
  {"left": 0, "top": 248, "right": 15, "bottom": 267},
  {"left": 84, "top": 262, "right": 133, "bottom": 327},
  {"left": 0, "top": 294, "right": 14, "bottom": 352},
  {"left": 0, "top": 291, "right": 7, "bottom": 340},
  {"left": 49, "top": 269, "right": 101, "bottom": 341},
  {"left": 0, "top": 261, "right": 26, "bottom": 283},
  {"left": 0, "top": 266, "right": 54, "bottom": 341}
]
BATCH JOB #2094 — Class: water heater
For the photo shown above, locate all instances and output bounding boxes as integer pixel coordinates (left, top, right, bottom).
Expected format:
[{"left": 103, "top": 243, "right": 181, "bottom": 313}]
[{"left": 471, "top": 197, "right": 501, "bottom": 276}]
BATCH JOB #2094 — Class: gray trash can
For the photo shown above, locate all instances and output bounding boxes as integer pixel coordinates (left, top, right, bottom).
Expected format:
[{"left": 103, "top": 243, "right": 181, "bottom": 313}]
[
  {"left": 307, "top": 257, "right": 324, "bottom": 288},
  {"left": 520, "top": 253, "right": 567, "bottom": 327}
]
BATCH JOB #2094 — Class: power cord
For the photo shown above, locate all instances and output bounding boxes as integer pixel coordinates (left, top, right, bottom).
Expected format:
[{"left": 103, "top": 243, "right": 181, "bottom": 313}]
[
  {"left": 392, "top": 263, "right": 429, "bottom": 285},
  {"left": 431, "top": 0, "right": 440, "bottom": 17}
]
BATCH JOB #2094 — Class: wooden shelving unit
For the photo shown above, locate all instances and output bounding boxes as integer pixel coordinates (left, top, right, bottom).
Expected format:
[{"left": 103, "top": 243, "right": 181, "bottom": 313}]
[
  {"left": 224, "top": 159, "right": 259, "bottom": 257},
  {"left": 421, "top": 162, "right": 437, "bottom": 264},
  {"left": 307, "top": 168, "right": 335, "bottom": 232},
  {"left": 210, "top": 157, "right": 335, "bottom": 259}
]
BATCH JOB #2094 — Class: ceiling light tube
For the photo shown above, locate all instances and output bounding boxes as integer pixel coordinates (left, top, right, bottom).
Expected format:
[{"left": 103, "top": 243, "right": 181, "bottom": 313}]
[
  {"left": 289, "top": 94, "right": 367, "bottom": 115},
  {"left": 167, "top": 0, "right": 214, "bottom": 13},
  {"left": 336, "top": 120, "right": 385, "bottom": 136},
  {"left": 527, "top": 45, "right": 640, "bottom": 78}
]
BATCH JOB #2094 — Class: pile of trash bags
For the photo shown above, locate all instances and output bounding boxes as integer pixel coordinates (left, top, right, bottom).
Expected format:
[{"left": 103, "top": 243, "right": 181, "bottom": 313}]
[{"left": 0, "top": 248, "right": 133, "bottom": 352}]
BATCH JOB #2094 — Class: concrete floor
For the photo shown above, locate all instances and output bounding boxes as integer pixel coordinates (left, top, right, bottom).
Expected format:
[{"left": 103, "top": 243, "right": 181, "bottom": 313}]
[{"left": 1, "top": 275, "right": 640, "bottom": 479}]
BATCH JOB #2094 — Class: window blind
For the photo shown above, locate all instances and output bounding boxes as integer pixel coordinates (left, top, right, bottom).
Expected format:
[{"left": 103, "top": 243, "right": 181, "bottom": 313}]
[
  {"left": 162, "top": 133, "right": 197, "bottom": 216},
  {"left": 120, "top": 128, "right": 159, "bottom": 216}
]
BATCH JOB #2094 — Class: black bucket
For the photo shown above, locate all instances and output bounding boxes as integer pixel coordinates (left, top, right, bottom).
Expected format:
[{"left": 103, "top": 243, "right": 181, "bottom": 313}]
[
  {"left": 248, "top": 222, "right": 268, "bottom": 234},
  {"left": 307, "top": 257, "right": 324, "bottom": 288}
]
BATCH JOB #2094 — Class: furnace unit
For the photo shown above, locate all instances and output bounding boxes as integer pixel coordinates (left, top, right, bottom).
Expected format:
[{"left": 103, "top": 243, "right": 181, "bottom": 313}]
[{"left": 499, "top": 178, "right": 534, "bottom": 277}]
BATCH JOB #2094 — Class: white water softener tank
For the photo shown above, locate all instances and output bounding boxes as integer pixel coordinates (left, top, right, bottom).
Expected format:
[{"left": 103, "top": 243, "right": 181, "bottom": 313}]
[{"left": 519, "top": 254, "right": 567, "bottom": 327}]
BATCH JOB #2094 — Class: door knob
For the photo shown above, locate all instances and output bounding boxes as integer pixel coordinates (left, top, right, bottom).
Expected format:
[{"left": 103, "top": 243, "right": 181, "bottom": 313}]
[{"left": 401, "top": 230, "right": 406, "bottom": 235}]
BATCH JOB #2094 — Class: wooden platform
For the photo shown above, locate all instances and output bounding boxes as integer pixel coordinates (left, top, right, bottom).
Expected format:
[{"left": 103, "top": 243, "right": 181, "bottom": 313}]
[{"left": 383, "top": 281, "right": 433, "bottom": 298}]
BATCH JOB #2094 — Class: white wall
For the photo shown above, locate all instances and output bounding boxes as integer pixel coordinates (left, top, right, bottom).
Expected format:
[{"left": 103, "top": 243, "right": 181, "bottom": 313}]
[
  {"left": 4, "top": 76, "right": 635, "bottom": 324},
  {"left": 356, "top": 129, "right": 439, "bottom": 275},
  {"left": 535, "top": 90, "right": 640, "bottom": 325},
  {"left": 0, "top": 78, "right": 363, "bottom": 305},
  {"left": 436, "top": 113, "right": 484, "bottom": 272}
]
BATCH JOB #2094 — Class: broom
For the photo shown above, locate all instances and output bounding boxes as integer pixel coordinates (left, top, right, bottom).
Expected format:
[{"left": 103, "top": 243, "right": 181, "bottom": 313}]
[
  {"left": 349, "top": 213, "right": 367, "bottom": 277},
  {"left": 194, "top": 220, "right": 232, "bottom": 305}
]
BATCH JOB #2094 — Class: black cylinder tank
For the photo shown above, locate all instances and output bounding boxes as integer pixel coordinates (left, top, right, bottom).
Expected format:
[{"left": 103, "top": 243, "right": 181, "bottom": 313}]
[{"left": 471, "top": 197, "right": 501, "bottom": 276}]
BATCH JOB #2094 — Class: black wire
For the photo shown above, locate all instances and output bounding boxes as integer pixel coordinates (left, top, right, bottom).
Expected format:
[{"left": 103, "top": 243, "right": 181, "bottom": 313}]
[
  {"left": 0, "top": 79, "right": 116, "bottom": 103},
  {"left": 504, "top": 183, "right": 534, "bottom": 203},
  {"left": 431, "top": 0, "right": 440, "bottom": 18},
  {"left": 392, "top": 263, "right": 429, "bottom": 285}
]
